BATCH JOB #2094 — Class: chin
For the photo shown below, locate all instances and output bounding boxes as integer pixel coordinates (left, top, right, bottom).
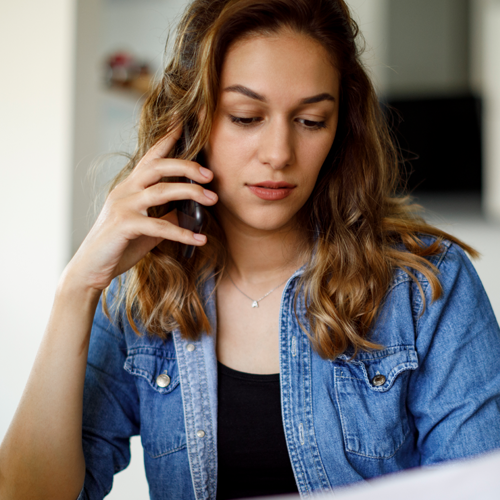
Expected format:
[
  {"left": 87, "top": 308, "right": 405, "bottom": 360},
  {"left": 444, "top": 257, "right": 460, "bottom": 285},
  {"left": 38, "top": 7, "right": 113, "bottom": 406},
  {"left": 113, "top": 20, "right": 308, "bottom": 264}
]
[
  {"left": 216, "top": 198, "right": 302, "bottom": 231},
  {"left": 239, "top": 209, "right": 299, "bottom": 233}
]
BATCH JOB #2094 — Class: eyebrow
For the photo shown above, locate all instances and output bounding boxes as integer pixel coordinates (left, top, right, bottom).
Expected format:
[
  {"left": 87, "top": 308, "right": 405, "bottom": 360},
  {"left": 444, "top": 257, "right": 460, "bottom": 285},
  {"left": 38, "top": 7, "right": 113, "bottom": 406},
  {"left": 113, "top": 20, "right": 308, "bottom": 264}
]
[{"left": 223, "top": 84, "right": 335, "bottom": 104}]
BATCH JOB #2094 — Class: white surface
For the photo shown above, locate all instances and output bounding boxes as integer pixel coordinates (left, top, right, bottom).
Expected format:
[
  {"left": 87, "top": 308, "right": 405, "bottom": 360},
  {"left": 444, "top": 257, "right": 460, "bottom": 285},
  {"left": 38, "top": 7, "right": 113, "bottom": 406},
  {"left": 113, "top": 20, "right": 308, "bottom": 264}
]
[{"left": 0, "top": 0, "right": 75, "bottom": 443}]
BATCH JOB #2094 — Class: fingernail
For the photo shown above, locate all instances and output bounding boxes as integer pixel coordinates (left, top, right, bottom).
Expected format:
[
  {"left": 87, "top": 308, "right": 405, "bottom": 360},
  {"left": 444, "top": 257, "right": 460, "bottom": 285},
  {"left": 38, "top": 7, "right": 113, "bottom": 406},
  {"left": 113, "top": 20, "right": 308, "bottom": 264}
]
[
  {"left": 199, "top": 166, "right": 211, "bottom": 178},
  {"left": 204, "top": 189, "right": 217, "bottom": 201},
  {"left": 193, "top": 233, "right": 206, "bottom": 242}
]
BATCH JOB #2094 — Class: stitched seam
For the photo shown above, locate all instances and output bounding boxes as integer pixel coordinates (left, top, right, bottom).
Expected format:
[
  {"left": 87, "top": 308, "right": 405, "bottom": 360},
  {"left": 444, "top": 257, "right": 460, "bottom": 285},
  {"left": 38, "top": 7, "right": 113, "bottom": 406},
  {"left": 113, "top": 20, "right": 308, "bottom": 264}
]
[
  {"left": 175, "top": 333, "right": 201, "bottom": 500},
  {"left": 124, "top": 367, "right": 179, "bottom": 394},
  {"left": 336, "top": 376, "right": 364, "bottom": 382},
  {"left": 126, "top": 347, "right": 176, "bottom": 359},
  {"left": 304, "top": 341, "right": 331, "bottom": 489},
  {"left": 292, "top": 300, "right": 310, "bottom": 494},
  {"left": 146, "top": 443, "right": 187, "bottom": 459},
  {"left": 334, "top": 368, "right": 350, "bottom": 454},
  {"left": 352, "top": 347, "right": 415, "bottom": 361},
  {"left": 416, "top": 240, "right": 452, "bottom": 322},
  {"left": 345, "top": 428, "right": 410, "bottom": 459},
  {"left": 197, "top": 343, "right": 216, "bottom": 499},
  {"left": 338, "top": 362, "right": 417, "bottom": 391},
  {"left": 370, "top": 363, "right": 418, "bottom": 392},
  {"left": 333, "top": 345, "right": 416, "bottom": 363},
  {"left": 91, "top": 320, "right": 124, "bottom": 343},
  {"left": 282, "top": 287, "right": 308, "bottom": 495},
  {"left": 386, "top": 275, "right": 412, "bottom": 295},
  {"left": 336, "top": 366, "right": 414, "bottom": 458}
]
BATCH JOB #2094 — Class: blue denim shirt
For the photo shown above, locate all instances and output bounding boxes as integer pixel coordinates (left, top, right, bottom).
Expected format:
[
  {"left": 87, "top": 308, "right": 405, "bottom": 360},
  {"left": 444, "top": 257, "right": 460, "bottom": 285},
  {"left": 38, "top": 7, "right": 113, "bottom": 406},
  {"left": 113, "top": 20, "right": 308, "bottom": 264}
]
[{"left": 78, "top": 238, "right": 500, "bottom": 499}]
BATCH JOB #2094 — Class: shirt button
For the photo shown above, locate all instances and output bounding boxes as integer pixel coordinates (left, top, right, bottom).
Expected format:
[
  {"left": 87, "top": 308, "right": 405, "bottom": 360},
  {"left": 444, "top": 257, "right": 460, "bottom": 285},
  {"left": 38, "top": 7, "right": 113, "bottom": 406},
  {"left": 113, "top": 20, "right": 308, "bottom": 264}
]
[
  {"left": 186, "top": 344, "right": 196, "bottom": 352},
  {"left": 372, "top": 374, "right": 386, "bottom": 386},
  {"left": 196, "top": 430, "right": 205, "bottom": 438},
  {"left": 156, "top": 372, "right": 171, "bottom": 388}
]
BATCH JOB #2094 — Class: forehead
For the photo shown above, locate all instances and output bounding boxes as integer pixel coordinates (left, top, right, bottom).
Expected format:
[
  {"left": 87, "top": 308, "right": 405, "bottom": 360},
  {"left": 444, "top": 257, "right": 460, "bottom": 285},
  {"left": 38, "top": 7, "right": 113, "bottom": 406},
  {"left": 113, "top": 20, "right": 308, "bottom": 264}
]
[{"left": 220, "top": 31, "right": 339, "bottom": 100}]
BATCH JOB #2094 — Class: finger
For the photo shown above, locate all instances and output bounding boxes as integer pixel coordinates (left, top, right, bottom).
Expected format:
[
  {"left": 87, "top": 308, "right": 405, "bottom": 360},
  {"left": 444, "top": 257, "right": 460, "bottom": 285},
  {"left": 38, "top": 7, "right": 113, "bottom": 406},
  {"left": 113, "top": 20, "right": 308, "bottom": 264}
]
[
  {"left": 137, "top": 214, "right": 207, "bottom": 246},
  {"left": 134, "top": 158, "right": 213, "bottom": 189},
  {"left": 134, "top": 182, "right": 218, "bottom": 212}
]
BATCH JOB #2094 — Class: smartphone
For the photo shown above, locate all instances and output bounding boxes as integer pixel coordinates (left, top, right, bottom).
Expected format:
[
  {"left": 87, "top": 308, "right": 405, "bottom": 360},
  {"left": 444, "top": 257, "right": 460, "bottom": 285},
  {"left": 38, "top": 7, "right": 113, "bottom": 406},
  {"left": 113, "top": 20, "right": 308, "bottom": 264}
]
[{"left": 176, "top": 125, "right": 206, "bottom": 259}]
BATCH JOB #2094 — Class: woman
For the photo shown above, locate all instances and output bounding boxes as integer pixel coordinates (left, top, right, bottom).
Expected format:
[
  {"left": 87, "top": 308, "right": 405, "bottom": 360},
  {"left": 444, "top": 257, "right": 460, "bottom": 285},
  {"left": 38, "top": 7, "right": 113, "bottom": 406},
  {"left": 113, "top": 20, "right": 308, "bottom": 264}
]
[{"left": 1, "top": 0, "right": 500, "bottom": 499}]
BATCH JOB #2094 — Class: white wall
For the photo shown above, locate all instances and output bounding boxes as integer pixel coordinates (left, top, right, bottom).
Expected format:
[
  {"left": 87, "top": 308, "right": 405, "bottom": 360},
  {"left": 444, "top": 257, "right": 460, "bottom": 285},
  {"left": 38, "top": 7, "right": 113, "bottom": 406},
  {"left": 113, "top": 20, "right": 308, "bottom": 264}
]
[
  {"left": 72, "top": 0, "right": 189, "bottom": 254},
  {"left": 472, "top": 0, "right": 500, "bottom": 219},
  {"left": 346, "top": 0, "right": 389, "bottom": 94},
  {"left": 0, "top": 0, "right": 76, "bottom": 439},
  {"left": 385, "top": 0, "right": 470, "bottom": 98}
]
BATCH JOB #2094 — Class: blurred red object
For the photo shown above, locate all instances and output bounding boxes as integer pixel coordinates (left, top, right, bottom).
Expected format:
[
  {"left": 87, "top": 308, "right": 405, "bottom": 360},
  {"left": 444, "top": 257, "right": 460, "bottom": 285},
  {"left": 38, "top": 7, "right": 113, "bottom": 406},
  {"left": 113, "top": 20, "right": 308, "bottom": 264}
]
[{"left": 105, "top": 51, "right": 151, "bottom": 93}]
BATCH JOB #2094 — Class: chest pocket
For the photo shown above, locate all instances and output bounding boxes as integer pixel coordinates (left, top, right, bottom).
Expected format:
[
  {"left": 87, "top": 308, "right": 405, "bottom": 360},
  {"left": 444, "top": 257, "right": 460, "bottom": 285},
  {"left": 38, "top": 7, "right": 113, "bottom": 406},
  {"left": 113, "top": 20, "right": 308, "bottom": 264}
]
[
  {"left": 124, "top": 347, "right": 186, "bottom": 459},
  {"left": 334, "top": 345, "right": 418, "bottom": 459}
]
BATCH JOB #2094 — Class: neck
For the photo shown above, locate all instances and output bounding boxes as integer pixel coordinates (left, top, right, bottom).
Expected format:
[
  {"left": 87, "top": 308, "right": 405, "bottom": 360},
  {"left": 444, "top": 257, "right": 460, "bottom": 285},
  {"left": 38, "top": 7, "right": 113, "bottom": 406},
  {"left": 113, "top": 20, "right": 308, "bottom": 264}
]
[{"left": 218, "top": 210, "right": 308, "bottom": 287}]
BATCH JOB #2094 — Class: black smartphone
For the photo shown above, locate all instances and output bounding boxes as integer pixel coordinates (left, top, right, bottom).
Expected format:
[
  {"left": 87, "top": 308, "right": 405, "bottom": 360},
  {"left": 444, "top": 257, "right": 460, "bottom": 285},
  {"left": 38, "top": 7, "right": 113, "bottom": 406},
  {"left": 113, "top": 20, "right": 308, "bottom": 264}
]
[{"left": 177, "top": 125, "right": 206, "bottom": 259}]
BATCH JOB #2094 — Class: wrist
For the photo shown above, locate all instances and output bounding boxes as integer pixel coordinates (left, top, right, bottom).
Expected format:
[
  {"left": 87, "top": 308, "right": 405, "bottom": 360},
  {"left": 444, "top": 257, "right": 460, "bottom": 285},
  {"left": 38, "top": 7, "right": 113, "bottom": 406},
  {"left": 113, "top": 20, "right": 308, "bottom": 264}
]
[{"left": 57, "top": 265, "right": 103, "bottom": 306}]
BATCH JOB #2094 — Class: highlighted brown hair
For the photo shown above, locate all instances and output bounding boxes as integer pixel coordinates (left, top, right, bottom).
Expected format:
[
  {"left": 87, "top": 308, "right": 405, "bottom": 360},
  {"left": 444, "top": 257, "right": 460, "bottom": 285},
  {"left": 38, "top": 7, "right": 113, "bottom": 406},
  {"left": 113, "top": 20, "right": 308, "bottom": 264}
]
[{"left": 105, "top": 0, "right": 477, "bottom": 359}]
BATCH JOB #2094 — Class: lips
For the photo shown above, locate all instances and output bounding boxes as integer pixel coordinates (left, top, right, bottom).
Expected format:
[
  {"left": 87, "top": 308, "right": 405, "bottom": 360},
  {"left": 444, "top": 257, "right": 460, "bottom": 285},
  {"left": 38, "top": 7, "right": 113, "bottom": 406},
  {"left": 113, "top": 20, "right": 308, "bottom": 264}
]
[
  {"left": 249, "top": 181, "right": 295, "bottom": 189},
  {"left": 247, "top": 181, "right": 296, "bottom": 200}
]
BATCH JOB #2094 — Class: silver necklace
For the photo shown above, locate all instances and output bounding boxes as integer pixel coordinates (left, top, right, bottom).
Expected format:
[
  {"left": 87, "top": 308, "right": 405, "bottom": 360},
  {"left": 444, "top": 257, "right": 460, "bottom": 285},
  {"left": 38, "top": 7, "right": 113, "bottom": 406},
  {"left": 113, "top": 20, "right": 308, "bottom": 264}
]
[{"left": 227, "top": 272, "right": 291, "bottom": 308}]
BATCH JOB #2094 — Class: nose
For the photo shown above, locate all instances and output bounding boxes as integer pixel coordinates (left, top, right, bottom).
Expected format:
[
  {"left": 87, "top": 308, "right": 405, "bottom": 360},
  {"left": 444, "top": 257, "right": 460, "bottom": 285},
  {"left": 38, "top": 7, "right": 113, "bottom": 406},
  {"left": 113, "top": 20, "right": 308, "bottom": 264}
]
[{"left": 258, "top": 117, "right": 295, "bottom": 170}]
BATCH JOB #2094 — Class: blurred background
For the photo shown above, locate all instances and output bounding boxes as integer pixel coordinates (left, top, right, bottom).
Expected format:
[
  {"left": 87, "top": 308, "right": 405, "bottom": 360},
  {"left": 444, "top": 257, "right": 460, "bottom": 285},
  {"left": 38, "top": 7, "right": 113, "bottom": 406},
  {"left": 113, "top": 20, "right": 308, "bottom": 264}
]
[{"left": 1, "top": 0, "right": 499, "bottom": 498}]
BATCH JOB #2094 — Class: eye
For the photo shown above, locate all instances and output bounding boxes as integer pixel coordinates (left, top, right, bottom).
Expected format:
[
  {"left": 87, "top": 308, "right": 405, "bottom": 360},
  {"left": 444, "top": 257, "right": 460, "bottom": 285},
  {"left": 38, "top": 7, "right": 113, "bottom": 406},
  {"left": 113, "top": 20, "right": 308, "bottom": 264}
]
[
  {"left": 297, "top": 118, "right": 327, "bottom": 130},
  {"left": 229, "top": 115, "right": 263, "bottom": 127}
]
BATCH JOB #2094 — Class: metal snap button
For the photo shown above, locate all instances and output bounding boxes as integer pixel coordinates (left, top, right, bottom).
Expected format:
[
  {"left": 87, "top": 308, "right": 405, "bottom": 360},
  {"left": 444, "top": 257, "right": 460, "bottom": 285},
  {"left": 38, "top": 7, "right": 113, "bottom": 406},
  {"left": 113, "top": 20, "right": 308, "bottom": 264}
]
[
  {"left": 186, "top": 344, "right": 196, "bottom": 352},
  {"left": 372, "top": 374, "right": 386, "bottom": 386},
  {"left": 156, "top": 372, "right": 171, "bottom": 388},
  {"left": 196, "top": 430, "right": 205, "bottom": 438}
]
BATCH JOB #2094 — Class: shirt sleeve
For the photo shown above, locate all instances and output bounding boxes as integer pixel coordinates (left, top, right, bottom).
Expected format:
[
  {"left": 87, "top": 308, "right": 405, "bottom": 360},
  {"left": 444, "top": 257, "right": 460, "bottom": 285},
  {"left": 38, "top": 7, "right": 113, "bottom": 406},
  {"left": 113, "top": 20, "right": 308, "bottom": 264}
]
[
  {"left": 77, "top": 287, "right": 140, "bottom": 499},
  {"left": 408, "top": 242, "right": 500, "bottom": 464}
]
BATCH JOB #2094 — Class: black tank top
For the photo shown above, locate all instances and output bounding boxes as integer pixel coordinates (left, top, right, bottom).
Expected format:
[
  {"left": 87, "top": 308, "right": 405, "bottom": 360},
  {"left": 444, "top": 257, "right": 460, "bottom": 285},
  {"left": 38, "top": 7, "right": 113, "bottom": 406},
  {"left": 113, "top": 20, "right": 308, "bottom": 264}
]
[{"left": 216, "top": 361, "right": 299, "bottom": 499}]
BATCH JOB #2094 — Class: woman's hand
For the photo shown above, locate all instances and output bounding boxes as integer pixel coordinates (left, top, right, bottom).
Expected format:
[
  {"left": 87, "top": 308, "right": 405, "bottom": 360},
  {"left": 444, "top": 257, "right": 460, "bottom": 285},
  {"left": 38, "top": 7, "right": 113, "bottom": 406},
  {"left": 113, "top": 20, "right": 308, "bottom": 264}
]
[{"left": 65, "top": 125, "right": 218, "bottom": 292}]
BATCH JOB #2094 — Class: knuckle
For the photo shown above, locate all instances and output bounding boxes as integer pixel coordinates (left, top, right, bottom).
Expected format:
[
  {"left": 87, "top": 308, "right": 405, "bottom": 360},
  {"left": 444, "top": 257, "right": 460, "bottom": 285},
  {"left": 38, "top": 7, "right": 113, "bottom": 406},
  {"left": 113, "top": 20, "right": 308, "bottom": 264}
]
[
  {"left": 155, "top": 182, "right": 170, "bottom": 201},
  {"left": 110, "top": 206, "right": 128, "bottom": 226},
  {"left": 149, "top": 157, "right": 161, "bottom": 171},
  {"left": 143, "top": 188, "right": 157, "bottom": 207}
]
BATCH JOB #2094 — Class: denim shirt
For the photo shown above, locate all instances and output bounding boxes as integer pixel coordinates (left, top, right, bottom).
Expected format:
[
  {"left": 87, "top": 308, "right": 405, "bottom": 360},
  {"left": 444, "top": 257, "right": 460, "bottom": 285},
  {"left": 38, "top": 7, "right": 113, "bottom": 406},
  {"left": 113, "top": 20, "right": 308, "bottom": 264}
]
[{"left": 78, "top": 239, "right": 500, "bottom": 499}]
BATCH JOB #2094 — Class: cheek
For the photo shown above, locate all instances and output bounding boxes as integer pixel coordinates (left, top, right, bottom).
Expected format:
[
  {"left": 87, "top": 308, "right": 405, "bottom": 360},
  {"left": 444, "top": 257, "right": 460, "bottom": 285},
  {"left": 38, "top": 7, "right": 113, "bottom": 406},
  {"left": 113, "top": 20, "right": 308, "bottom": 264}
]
[
  {"left": 205, "top": 117, "right": 234, "bottom": 169},
  {"left": 299, "top": 135, "right": 335, "bottom": 179},
  {"left": 205, "top": 126, "right": 255, "bottom": 183}
]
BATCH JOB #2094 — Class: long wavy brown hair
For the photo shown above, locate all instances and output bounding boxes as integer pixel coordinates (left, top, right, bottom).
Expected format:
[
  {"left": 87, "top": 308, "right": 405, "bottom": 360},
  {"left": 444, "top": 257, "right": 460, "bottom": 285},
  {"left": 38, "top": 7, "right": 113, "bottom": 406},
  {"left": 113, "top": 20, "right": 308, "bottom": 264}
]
[{"left": 105, "top": 0, "right": 476, "bottom": 359}]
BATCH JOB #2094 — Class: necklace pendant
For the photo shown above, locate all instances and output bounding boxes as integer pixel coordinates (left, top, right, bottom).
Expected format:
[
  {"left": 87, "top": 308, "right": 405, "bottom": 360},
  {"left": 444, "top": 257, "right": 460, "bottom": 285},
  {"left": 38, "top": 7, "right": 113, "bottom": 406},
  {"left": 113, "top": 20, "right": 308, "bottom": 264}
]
[{"left": 252, "top": 300, "right": 259, "bottom": 308}]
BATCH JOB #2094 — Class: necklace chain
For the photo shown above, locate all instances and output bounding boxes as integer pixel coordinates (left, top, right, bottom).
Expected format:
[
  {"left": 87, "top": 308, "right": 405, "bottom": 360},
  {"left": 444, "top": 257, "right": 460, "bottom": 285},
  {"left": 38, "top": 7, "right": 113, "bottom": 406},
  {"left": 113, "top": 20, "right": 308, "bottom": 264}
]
[{"left": 227, "top": 272, "right": 292, "bottom": 308}]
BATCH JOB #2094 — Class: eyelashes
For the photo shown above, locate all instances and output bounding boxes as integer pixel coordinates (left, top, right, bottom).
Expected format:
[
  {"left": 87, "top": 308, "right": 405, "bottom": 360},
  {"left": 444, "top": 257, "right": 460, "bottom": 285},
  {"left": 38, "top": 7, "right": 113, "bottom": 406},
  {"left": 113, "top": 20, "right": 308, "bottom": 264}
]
[
  {"left": 229, "top": 115, "right": 327, "bottom": 131},
  {"left": 298, "top": 118, "right": 327, "bottom": 130},
  {"left": 230, "top": 116, "right": 260, "bottom": 126}
]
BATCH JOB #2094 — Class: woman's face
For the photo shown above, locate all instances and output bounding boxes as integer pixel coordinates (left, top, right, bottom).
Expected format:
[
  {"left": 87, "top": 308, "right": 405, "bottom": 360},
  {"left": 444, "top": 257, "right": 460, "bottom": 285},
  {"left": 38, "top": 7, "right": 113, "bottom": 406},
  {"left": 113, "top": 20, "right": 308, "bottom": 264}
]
[{"left": 204, "top": 30, "right": 340, "bottom": 234}]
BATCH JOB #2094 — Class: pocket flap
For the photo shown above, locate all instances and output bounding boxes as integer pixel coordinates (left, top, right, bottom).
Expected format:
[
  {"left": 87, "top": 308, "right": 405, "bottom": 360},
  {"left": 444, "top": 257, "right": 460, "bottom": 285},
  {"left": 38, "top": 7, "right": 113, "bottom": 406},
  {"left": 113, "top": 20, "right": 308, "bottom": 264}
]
[
  {"left": 338, "top": 345, "right": 418, "bottom": 392},
  {"left": 124, "top": 347, "right": 180, "bottom": 394}
]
